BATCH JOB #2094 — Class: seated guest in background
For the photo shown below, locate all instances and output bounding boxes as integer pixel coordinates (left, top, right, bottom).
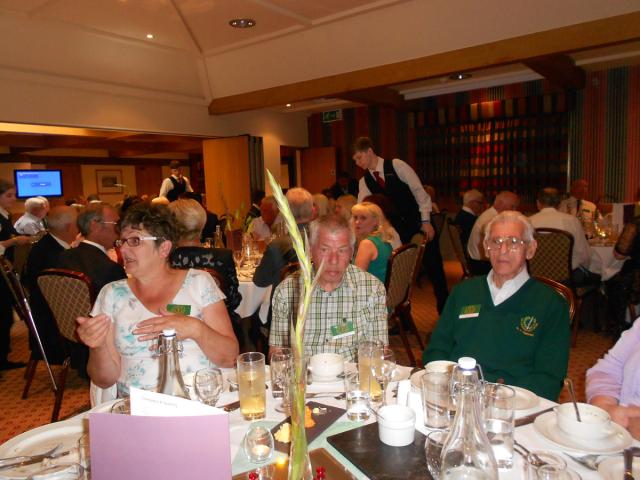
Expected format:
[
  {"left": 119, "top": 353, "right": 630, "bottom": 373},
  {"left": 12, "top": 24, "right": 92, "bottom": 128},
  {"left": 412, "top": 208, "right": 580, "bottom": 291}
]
[
  {"left": 587, "top": 315, "right": 640, "bottom": 439},
  {"left": 454, "top": 189, "right": 485, "bottom": 249},
  {"left": 559, "top": 178, "right": 598, "bottom": 221},
  {"left": 334, "top": 194, "right": 357, "bottom": 222},
  {"left": 607, "top": 215, "right": 640, "bottom": 334},
  {"left": 151, "top": 196, "right": 170, "bottom": 206},
  {"left": 529, "top": 187, "right": 596, "bottom": 286},
  {"left": 351, "top": 202, "right": 394, "bottom": 283},
  {"left": 424, "top": 211, "right": 570, "bottom": 400},
  {"left": 330, "top": 171, "right": 359, "bottom": 200},
  {"left": 270, "top": 214, "right": 387, "bottom": 361},
  {"left": 168, "top": 199, "right": 243, "bottom": 347},
  {"left": 362, "top": 194, "right": 402, "bottom": 249},
  {"left": 244, "top": 189, "right": 264, "bottom": 230},
  {"left": 14, "top": 197, "right": 47, "bottom": 236},
  {"left": 119, "top": 195, "right": 144, "bottom": 216},
  {"left": 159, "top": 160, "right": 193, "bottom": 201},
  {"left": 87, "top": 193, "right": 101, "bottom": 204},
  {"left": 26, "top": 206, "right": 79, "bottom": 364},
  {"left": 311, "top": 193, "right": 330, "bottom": 221},
  {"left": 179, "top": 191, "right": 218, "bottom": 242},
  {"left": 248, "top": 195, "right": 282, "bottom": 242},
  {"left": 467, "top": 191, "right": 519, "bottom": 276},
  {"left": 76, "top": 203, "right": 238, "bottom": 395},
  {"left": 56, "top": 203, "right": 125, "bottom": 294}
]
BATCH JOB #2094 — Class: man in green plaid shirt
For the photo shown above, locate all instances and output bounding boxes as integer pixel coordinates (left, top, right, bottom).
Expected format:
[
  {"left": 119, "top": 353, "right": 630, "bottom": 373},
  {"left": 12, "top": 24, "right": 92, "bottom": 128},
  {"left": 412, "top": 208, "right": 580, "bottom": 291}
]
[{"left": 269, "top": 215, "right": 388, "bottom": 361}]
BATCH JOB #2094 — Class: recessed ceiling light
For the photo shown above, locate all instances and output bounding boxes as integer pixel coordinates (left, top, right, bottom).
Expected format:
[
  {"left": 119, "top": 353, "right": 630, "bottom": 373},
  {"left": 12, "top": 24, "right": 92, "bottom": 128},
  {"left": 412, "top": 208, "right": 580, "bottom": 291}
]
[
  {"left": 449, "top": 72, "right": 471, "bottom": 80},
  {"left": 229, "top": 18, "right": 256, "bottom": 28},
  {"left": 286, "top": 103, "right": 292, "bottom": 108},
  {"left": 146, "top": 33, "right": 154, "bottom": 39}
]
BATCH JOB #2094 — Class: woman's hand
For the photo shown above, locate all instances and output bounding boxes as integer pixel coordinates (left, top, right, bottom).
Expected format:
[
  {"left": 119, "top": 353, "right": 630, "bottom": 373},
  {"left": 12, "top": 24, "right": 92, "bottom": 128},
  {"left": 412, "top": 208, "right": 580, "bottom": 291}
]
[
  {"left": 76, "top": 314, "right": 111, "bottom": 349},
  {"left": 133, "top": 308, "right": 202, "bottom": 346},
  {"left": 591, "top": 396, "right": 640, "bottom": 428}
]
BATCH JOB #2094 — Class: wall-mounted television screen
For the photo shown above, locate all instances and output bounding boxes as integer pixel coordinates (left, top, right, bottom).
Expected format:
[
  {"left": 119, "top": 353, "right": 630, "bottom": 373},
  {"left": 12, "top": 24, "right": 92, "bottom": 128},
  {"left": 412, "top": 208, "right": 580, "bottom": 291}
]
[{"left": 14, "top": 170, "right": 63, "bottom": 198}]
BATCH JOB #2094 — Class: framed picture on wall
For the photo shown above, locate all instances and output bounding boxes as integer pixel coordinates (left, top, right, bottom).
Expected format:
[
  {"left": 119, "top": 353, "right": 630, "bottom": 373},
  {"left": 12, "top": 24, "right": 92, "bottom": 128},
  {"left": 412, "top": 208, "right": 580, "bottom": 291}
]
[{"left": 96, "top": 169, "right": 123, "bottom": 194}]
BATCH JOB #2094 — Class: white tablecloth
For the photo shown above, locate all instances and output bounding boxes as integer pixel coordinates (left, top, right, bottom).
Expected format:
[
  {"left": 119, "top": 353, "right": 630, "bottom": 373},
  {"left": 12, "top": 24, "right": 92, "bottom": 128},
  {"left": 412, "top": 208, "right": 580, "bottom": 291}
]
[
  {"left": 235, "top": 281, "right": 271, "bottom": 323},
  {"left": 589, "top": 244, "right": 625, "bottom": 281}
]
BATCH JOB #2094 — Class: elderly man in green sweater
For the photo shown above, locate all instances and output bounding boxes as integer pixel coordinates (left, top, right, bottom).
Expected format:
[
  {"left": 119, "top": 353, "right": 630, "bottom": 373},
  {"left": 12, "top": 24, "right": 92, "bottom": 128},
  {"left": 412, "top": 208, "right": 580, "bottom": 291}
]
[{"left": 423, "top": 211, "right": 570, "bottom": 400}]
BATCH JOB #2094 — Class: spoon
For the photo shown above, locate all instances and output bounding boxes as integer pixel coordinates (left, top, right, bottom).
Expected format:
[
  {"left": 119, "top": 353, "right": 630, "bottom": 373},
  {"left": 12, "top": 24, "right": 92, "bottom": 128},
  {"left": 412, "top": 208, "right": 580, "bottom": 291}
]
[{"left": 564, "top": 378, "right": 581, "bottom": 422}]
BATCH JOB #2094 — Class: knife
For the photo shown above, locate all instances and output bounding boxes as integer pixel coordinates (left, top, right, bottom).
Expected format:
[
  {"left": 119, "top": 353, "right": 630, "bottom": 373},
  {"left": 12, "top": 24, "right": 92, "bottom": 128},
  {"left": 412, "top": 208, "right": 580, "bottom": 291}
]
[
  {"left": 221, "top": 400, "right": 240, "bottom": 412},
  {"left": 514, "top": 407, "right": 555, "bottom": 427},
  {"left": 0, "top": 450, "right": 70, "bottom": 471},
  {"left": 624, "top": 448, "right": 635, "bottom": 480}
]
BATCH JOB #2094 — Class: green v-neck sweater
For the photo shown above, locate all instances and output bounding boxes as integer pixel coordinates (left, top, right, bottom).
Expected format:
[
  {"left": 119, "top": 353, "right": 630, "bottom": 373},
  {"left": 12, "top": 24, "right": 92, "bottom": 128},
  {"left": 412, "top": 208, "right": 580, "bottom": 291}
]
[{"left": 423, "top": 276, "right": 570, "bottom": 400}]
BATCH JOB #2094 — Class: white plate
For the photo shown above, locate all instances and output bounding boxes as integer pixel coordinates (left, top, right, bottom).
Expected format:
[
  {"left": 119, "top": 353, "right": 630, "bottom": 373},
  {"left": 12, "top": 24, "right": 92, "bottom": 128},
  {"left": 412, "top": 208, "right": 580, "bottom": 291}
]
[
  {"left": 598, "top": 456, "right": 640, "bottom": 479},
  {"left": 0, "top": 419, "right": 85, "bottom": 480},
  {"left": 511, "top": 386, "right": 539, "bottom": 410},
  {"left": 533, "top": 412, "right": 633, "bottom": 454}
]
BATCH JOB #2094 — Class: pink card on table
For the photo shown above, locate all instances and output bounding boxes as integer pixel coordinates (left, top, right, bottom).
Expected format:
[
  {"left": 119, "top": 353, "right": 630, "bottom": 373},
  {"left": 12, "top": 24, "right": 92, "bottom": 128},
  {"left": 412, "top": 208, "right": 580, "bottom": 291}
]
[{"left": 89, "top": 412, "right": 230, "bottom": 480}]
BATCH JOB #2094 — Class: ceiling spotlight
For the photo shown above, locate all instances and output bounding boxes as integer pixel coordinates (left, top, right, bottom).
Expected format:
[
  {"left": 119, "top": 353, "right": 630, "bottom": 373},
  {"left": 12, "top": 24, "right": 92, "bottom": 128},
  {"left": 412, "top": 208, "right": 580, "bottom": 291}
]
[
  {"left": 146, "top": 33, "right": 154, "bottom": 39},
  {"left": 449, "top": 72, "right": 471, "bottom": 80},
  {"left": 229, "top": 18, "right": 256, "bottom": 28},
  {"left": 286, "top": 103, "right": 292, "bottom": 108}
]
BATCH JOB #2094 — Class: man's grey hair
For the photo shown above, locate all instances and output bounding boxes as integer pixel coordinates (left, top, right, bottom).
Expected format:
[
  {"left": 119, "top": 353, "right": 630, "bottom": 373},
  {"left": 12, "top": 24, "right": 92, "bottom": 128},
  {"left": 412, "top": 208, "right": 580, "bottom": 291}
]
[
  {"left": 309, "top": 214, "right": 356, "bottom": 249},
  {"left": 286, "top": 188, "right": 313, "bottom": 224},
  {"left": 463, "top": 189, "right": 483, "bottom": 206},
  {"left": 483, "top": 210, "right": 535, "bottom": 244},
  {"left": 77, "top": 203, "right": 111, "bottom": 236},
  {"left": 24, "top": 197, "right": 47, "bottom": 214},
  {"left": 47, "top": 206, "right": 77, "bottom": 232},
  {"left": 537, "top": 188, "right": 561, "bottom": 208}
]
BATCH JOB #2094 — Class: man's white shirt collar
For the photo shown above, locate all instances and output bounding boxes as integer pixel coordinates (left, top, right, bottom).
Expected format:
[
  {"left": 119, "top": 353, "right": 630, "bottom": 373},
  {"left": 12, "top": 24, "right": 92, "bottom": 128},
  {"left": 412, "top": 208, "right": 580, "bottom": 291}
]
[
  {"left": 487, "top": 267, "right": 530, "bottom": 306},
  {"left": 81, "top": 239, "right": 107, "bottom": 255},
  {"left": 368, "top": 156, "right": 385, "bottom": 175},
  {"left": 462, "top": 205, "right": 476, "bottom": 216},
  {"left": 50, "top": 233, "right": 71, "bottom": 250},
  {"left": 0, "top": 206, "right": 9, "bottom": 220}
]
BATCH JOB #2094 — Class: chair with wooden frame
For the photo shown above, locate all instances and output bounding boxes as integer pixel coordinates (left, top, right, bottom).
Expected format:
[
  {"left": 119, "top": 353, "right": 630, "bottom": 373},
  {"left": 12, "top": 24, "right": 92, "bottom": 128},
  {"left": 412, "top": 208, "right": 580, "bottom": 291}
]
[
  {"left": 385, "top": 243, "right": 425, "bottom": 367},
  {"left": 36, "top": 268, "right": 95, "bottom": 422},
  {"left": 533, "top": 275, "right": 577, "bottom": 346},
  {"left": 0, "top": 256, "right": 61, "bottom": 422},
  {"left": 446, "top": 218, "right": 472, "bottom": 280}
]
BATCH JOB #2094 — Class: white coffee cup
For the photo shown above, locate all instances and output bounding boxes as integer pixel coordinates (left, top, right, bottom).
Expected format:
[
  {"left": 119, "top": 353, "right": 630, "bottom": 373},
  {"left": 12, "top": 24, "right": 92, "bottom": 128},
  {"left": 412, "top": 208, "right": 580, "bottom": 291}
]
[
  {"left": 377, "top": 404, "right": 416, "bottom": 447},
  {"left": 555, "top": 402, "right": 614, "bottom": 439},
  {"left": 309, "top": 353, "right": 344, "bottom": 381},
  {"left": 424, "top": 360, "right": 456, "bottom": 374}
]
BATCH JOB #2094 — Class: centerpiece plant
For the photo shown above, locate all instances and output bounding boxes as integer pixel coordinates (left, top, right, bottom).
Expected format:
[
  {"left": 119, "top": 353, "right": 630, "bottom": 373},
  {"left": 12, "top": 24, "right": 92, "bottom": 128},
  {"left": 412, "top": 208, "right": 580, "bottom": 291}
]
[{"left": 266, "top": 170, "right": 321, "bottom": 480}]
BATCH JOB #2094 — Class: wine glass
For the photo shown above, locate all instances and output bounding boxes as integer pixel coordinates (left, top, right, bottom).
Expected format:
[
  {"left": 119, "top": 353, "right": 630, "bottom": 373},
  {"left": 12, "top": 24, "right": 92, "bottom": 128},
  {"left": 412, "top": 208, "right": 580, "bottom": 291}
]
[
  {"left": 270, "top": 351, "right": 293, "bottom": 413},
  {"left": 232, "top": 249, "right": 244, "bottom": 269},
  {"left": 370, "top": 346, "right": 396, "bottom": 406},
  {"left": 194, "top": 368, "right": 224, "bottom": 406}
]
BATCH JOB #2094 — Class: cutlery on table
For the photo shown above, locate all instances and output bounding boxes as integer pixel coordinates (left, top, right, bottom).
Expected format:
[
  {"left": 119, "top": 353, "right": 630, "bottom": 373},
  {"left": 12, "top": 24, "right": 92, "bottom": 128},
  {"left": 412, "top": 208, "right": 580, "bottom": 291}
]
[
  {"left": 0, "top": 444, "right": 65, "bottom": 470},
  {"left": 514, "top": 406, "right": 555, "bottom": 427},
  {"left": 221, "top": 401, "right": 241, "bottom": 412},
  {"left": 624, "top": 448, "right": 635, "bottom": 480},
  {"left": 564, "top": 378, "right": 581, "bottom": 422},
  {"left": 305, "top": 392, "right": 346, "bottom": 400},
  {"left": 513, "top": 440, "right": 545, "bottom": 467}
]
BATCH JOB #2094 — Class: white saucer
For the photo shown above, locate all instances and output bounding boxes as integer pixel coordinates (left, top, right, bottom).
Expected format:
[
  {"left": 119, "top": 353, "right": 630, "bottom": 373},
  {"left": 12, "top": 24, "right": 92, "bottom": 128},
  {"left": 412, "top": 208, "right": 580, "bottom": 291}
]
[
  {"left": 533, "top": 412, "right": 633, "bottom": 454},
  {"left": 598, "top": 456, "right": 640, "bottom": 479},
  {"left": 511, "top": 386, "right": 539, "bottom": 410}
]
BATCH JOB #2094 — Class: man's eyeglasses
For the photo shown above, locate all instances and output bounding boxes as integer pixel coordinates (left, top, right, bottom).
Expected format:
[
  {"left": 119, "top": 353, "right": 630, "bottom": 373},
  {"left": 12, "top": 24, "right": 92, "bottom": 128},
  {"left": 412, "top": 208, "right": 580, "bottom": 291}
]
[
  {"left": 486, "top": 236, "right": 527, "bottom": 252},
  {"left": 114, "top": 236, "right": 162, "bottom": 248},
  {"left": 100, "top": 221, "right": 118, "bottom": 225}
]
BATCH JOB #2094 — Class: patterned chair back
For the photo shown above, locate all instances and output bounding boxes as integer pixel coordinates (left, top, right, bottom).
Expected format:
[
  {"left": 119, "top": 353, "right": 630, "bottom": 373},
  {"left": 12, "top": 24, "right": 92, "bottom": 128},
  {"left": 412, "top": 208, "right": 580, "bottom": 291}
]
[
  {"left": 280, "top": 262, "right": 300, "bottom": 282},
  {"left": 385, "top": 244, "right": 420, "bottom": 310},
  {"left": 528, "top": 228, "right": 573, "bottom": 283},
  {"left": 37, "top": 269, "right": 95, "bottom": 344},
  {"left": 533, "top": 275, "right": 576, "bottom": 325},
  {"left": 446, "top": 218, "right": 472, "bottom": 279}
]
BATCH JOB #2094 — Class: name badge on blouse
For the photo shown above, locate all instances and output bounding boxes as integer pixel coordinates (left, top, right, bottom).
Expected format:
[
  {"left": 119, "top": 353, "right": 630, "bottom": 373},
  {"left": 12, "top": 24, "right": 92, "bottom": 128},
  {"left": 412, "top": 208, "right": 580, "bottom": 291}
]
[
  {"left": 331, "top": 319, "right": 355, "bottom": 340},
  {"left": 459, "top": 304, "right": 481, "bottom": 318},
  {"left": 166, "top": 304, "right": 191, "bottom": 315}
]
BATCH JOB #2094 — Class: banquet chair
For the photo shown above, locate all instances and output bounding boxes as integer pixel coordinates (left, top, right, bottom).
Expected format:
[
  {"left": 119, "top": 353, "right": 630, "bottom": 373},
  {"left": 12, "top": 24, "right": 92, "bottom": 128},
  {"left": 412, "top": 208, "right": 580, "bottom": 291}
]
[
  {"left": 37, "top": 268, "right": 95, "bottom": 422},
  {"left": 385, "top": 243, "right": 424, "bottom": 367},
  {"left": 0, "top": 256, "right": 60, "bottom": 420},
  {"left": 533, "top": 275, "right": 577, "bottom": 346},
  {"left": 446, "top": 218, "right": 472, "bottom": 280},
  {"left": 528, "top": 228, "right": 573, "bottom": 283}
]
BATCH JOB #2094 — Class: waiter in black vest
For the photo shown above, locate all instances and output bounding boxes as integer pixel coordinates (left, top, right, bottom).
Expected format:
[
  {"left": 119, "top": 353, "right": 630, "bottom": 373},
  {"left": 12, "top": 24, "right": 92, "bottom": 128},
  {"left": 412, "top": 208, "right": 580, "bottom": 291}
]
[
  {"left": 159, "top": 160, "right": 193, "bottom": 202},
  {"left": 353, "top": 137, "right": 449, "bottom": 312}
]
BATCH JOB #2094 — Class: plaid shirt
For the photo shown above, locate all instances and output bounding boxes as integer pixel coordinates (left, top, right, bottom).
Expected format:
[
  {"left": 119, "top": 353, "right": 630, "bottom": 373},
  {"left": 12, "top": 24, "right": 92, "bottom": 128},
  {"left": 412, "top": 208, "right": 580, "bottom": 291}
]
[{"left": 270, "top": 264, "right": 388, "bottom": 361}]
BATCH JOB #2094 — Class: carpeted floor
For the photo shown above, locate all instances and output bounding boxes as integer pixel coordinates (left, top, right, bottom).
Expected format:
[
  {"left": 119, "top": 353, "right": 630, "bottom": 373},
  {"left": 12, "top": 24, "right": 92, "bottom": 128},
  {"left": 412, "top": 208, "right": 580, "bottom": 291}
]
[{"left": 0, "top": 261, "right": 615, "bottom": 444}]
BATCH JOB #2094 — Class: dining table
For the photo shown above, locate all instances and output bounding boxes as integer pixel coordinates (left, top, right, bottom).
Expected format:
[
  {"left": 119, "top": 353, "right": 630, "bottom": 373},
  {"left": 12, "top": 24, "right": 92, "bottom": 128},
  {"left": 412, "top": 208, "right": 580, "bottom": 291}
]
[
  {"left": 588, "top": 239, "right": 625, "bottom": 282},
  {"left": 2, "top": 363, "right": 637, "bottom": 479},
  {"left": 234, "top": 260, "right": 271, "bottom": 324}
]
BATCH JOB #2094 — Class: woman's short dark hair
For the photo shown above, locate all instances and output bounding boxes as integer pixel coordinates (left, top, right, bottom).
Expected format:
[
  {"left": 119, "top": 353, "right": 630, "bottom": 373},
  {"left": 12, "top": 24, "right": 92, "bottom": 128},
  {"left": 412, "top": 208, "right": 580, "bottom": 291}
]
[{"left": 120, "top": 202, "right": 179, "bottom": 248}]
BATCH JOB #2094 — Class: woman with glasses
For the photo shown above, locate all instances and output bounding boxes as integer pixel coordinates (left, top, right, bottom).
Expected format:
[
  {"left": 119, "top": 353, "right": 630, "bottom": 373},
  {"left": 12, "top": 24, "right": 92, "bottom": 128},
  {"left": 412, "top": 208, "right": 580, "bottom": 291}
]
[
  {"left": 351, "top": 202, "right": 395, "bottom": 283},
  {"left": 423, "top": 211, "right": 570, "bottom": 400},
  {"left": 76, "top": 202, "right": 238, "bottom": 396},
  {"left": 167, "top": 199, "right": 244, "bottom": 348}
]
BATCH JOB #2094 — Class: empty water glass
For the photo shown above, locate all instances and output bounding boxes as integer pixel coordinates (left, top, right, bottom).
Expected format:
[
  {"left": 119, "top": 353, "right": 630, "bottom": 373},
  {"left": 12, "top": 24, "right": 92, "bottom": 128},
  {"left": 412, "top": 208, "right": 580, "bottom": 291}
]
[
  {"left": 483, "top": 383, "right": 515, "bottom": 469},
  {"left": 421, "top": 371, "right": 451, "bottom": 429},
  {"left": 194, "top": 368, "right": 224, "bottom": 406},
  {"left": 270, "top": 350, "right": 292, "bottom": 413},
  {"left": 243, "top": 425, "right": 274, "bottom": 464},
  {"left": 425, "top": 429, "right": 448, "bottom": 480},
  {"left": 524, "top": 451, "right": 567, "bottom": 480},
  {"left": 344, "top": 370, "right": 371, "bottom": 421}
]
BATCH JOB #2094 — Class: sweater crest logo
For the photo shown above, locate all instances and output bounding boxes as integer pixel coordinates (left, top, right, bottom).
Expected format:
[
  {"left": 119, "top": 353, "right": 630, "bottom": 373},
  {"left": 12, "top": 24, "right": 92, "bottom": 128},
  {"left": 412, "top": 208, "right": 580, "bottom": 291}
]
[{"left": 517, "top": 316, "right": 538, "bottom": 336}]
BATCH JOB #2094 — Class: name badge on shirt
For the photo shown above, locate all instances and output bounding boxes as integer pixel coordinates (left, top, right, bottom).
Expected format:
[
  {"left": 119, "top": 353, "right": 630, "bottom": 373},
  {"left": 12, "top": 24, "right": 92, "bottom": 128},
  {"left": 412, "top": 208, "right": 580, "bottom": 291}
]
[
  {"left": 331, "top": 319, "right": 355, "bottom": 340},
  {"left": 459, "top": 304, "right": 481, "bottom": 318},
  {"left": 166, "top": 304, "right": 191, "bottom": 316}
]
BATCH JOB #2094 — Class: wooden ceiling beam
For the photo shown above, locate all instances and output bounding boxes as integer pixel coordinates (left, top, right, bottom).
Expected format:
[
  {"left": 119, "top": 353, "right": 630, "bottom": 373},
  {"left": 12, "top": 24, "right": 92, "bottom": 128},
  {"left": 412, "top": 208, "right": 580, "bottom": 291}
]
[
  {"left": 335, "top": 87, "right": 408, "bottom": 109},
  {"left": 208, "top": 11, "right": 640, "bottom": 115},
  {"left": 523, "top": 54, "right": 586, "bottom": 89}
]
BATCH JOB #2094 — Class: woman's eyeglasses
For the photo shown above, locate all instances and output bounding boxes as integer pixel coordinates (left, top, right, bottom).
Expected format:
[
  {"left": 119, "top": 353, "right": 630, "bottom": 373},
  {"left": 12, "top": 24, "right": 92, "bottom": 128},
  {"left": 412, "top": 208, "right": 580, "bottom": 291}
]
[
  {"left": 114, "top": 236, "right": 161, "bottom": 248},
  {"left": 485, "top": 236, "right": 527, "bottom": 252}
]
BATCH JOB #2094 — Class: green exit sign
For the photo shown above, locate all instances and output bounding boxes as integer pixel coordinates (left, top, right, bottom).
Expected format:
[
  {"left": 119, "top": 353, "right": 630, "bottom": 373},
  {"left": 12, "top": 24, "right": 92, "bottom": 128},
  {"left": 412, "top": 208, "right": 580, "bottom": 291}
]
[{"left": 322, "top": 109, "right": 342, "bottom": 123}]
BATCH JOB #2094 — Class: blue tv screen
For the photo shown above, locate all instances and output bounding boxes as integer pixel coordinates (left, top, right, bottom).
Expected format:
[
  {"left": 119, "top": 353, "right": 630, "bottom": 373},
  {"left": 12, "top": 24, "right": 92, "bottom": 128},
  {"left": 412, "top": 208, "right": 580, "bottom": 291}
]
[{"left": 14, "top": 170, "right": 63, "bottom": 198}]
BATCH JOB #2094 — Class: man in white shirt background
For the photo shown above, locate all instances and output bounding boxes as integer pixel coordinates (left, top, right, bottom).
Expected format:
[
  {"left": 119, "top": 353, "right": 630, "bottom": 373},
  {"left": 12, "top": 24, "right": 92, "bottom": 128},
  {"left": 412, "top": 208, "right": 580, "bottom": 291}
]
[
  {"left": 13, "top": 197, "right": 47, "bottom": 236},
  {"left": 248, "top": 195, "right": 282, "bottom": 242},
  {"left": 559, "top": 179, "right": 598, "bottom": 221}
]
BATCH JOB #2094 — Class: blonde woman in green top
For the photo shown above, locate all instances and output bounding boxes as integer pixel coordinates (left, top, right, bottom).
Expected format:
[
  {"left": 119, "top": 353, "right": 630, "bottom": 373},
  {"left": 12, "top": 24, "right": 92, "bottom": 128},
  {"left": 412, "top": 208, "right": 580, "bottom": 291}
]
[{"left": 351, "top": 202, "right": 395, "bottom": 283}]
